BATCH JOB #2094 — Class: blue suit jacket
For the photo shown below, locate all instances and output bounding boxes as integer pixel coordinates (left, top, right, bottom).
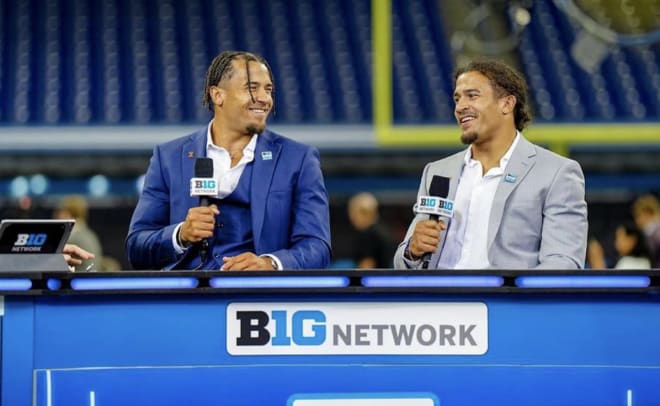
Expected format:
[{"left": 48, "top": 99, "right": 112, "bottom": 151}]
[{"left": 126, "top": 128, "right": 331, "bottom": 270}]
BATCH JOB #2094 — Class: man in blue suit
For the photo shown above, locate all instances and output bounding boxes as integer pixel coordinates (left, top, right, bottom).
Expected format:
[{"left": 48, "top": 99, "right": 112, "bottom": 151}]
[{"left": 126, "top": 51, "right": 331, "bottom": 271}]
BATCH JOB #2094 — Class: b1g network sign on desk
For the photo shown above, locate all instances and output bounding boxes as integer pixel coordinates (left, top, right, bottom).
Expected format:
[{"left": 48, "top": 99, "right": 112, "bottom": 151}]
[{"left": 226, "top": 302, "right": 488, "bottom": 355}]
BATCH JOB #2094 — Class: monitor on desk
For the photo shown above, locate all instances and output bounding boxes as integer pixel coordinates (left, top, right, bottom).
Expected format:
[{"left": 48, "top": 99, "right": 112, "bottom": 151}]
[
  {"left": 0, "top": 219, "right": 74, "bottom": 255},
  {"left": 0, "top": 219, "right": 75, "bottom": 272}
]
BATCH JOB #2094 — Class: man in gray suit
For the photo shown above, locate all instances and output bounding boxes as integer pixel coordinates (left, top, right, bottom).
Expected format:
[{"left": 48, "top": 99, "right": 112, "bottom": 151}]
[{"left": 394, "top": 59, "right": 587, "bottom": 269}]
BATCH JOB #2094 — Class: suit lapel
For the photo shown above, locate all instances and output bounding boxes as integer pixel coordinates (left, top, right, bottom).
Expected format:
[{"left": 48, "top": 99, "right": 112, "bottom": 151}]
[
  {"left": 251, "top": 131, "right": 281, "bottom": 248},
  {"left": 487, "top": 136, "right": 537, "bottom": 248},
  {"left": 169, "top": 130, "right": 207, "bottom": 269},
  {"left": 446, "top": 155, "right": 465, "bottom": 201},
  {"left": 181, "top": 130, "right": 208, "bottom": 210}
]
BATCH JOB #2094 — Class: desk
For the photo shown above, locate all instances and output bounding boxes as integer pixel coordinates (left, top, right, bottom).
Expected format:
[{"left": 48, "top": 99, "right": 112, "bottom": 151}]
[{"left": 2, "top": 270, "right": 660, "bottom": 405}]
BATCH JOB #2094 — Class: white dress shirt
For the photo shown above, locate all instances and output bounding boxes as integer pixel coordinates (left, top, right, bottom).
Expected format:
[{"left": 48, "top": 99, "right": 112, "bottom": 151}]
[
  {"left": 207, "top": 129, "right": 257, "bottom": 198},
  {"left": 436, "top": 134, "right": 520, "bottom": 269}
]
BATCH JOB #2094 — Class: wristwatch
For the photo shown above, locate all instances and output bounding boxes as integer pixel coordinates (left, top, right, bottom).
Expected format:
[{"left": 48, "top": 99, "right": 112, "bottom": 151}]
[{"left": 264, "top": 256, "right": 279, "bottom": 270}]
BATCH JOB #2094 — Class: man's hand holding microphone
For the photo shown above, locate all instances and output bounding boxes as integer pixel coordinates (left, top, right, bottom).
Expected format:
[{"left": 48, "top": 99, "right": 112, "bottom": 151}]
[
  {"left": 405, "top": 175, "right": 454, "bottom": 269},
  {"left": 406, "top": 218, "right": 447, "bottom": 260},
  {"left": 179, "top": 204, "right": 220, "bottom": 248}
]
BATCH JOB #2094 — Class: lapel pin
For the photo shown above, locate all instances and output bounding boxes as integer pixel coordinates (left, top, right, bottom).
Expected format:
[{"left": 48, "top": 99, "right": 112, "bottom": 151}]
[
  {"left": 187, "top": 151, "right": 195, "bottom": 158},
  {"left": 504, "top": 173, "right": 517, "bottom": 183},
  {"left": 261, "top": 151, "right": 273, "bottom": 160}
]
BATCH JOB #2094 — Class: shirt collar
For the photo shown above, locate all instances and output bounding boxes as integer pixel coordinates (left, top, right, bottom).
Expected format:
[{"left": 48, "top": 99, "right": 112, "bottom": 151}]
[
  {"left": 205, "top": 120, "right": 258, "bottom": 159},
  {"left": 463, "top": 131, "right": 521, "bottom": 169}
]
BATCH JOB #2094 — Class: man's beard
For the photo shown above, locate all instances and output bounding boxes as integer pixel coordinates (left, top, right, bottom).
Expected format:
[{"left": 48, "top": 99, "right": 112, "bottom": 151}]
[
  {"left": 246, "top": 122, "right": 266, "bottom": 135},
  {"left": 461, "top": 131, "right": 478, "bottom": 145}
]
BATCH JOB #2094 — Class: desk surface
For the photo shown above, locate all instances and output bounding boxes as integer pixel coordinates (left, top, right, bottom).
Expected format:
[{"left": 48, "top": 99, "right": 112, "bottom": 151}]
[{"left": 0, "top": 269, "right": 659, "bottom": 295}]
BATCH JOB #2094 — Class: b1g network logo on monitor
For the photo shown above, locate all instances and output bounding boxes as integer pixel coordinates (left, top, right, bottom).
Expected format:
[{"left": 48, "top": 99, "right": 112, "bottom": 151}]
[
  {"left": 12, "top": 233, "right": 47, "bottom": 252},
  {"left": 226, "top": 302, "right": 487, "bottom": 355}
]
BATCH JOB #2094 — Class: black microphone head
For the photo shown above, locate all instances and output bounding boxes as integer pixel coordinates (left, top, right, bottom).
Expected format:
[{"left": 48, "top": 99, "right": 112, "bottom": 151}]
[
  {"left": 429, "top": 175, "right": 450, "bottom": 198},
  {"left": 195, "top": 157, "right": 214, "bottom": 178}
]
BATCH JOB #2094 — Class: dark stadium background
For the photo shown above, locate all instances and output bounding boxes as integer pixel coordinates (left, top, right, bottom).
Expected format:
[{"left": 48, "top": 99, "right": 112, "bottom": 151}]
[{"left": 0, "top": 0, "right": 658, "bottom": 269}]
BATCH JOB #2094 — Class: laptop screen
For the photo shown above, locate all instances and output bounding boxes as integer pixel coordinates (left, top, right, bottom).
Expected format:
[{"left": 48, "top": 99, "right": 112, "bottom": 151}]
[{"left": 0, "top": 219, "right": 75, "bottom": 254}]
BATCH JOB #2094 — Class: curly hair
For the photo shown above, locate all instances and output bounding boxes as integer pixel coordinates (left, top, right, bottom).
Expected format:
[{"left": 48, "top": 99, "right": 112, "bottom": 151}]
[
  {"left": 454, "top": 59, "right": 532, "bottom": 131},
  {"left": 201, "top": 51, "right": 274, "bottom": 111}
]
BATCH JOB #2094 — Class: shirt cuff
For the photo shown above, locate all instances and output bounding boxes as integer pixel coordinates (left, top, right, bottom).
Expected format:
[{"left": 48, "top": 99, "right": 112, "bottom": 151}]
[
  {"left": 261, "top": 254, "right": 282, "bottom": 270},
  {"left": 172, "top": 223, "right": 189, "bottom": 254}
]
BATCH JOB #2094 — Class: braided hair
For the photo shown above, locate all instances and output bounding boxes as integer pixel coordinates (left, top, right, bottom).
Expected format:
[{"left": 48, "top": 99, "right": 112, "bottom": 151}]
[{"left": 202, "top": 51, "right": 275, "bottom": 111}]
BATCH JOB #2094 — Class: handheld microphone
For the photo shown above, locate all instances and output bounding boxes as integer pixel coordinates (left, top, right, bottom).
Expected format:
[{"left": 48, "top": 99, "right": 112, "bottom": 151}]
[
  {"left": 415, "top": 175, "right": 453, "bottom": 269},
  {"left": 190, "top": 157, "right": 219, "bottom": 265}
]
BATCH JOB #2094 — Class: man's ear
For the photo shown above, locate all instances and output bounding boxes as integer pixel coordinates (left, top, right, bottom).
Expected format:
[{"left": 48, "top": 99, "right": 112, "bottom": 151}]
[
  {"left": 501, "top": 94, "right": 516, "bottom": 115},
  {"left": 209, "top": 86, "right": 224, "bottom": 107}
]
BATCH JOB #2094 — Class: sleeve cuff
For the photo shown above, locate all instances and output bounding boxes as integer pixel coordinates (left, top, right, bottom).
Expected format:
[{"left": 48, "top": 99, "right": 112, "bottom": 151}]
[
  {"left": 172, "top": 223, "right": 189, "bottom": 254},
  {"left": 402, "top": 239, "right": 422, "bottom": 268}
]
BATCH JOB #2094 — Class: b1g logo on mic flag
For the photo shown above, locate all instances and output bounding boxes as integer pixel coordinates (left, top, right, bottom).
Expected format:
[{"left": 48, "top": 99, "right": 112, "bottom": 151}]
[
  {"left": 416, "top": 195, "right": 454, "bottom": 218},
  {"left": 226, "top": 302, "right": 487, "bottom": 355},
  {"left": 190, "top": 177, "right": 219, "bottom": 196}
]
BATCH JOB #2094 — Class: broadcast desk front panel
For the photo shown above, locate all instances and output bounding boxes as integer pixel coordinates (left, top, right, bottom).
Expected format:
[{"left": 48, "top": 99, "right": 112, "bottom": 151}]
[{"left": 1, "top": 270, "right": 659, "bottom": 406}]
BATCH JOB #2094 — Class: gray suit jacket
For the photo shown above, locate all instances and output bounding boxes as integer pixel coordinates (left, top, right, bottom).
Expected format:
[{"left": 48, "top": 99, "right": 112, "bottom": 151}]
[{"left": 393, "top": 136, "right": 588, "bottom": 269}]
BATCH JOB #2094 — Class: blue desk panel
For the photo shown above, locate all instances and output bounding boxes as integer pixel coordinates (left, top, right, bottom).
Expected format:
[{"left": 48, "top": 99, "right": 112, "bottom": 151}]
[
  {"left": 4, "top": 293, "right": 660, "bottom": 405},
  {"left": 33, "top": 366, "right": 659, "bottom": 405}
]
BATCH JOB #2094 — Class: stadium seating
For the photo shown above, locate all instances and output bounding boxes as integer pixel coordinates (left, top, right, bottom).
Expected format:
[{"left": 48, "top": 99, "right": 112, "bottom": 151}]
[
  {"left": 519, "top": 0, "right": 658, "bottom": 121},
  {"left": 0, "top": 0, "right": 657, "bottom": 125}
]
